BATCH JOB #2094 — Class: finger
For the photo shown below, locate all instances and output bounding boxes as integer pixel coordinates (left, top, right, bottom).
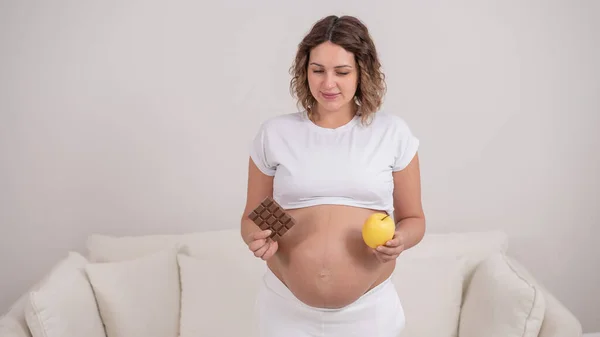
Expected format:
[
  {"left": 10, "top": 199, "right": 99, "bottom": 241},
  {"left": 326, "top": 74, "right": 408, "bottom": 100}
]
[
  {"left": 247, "top": 231, "right": 272, "bottom": 250},
  {"left": 384, "top": 234, "right": 403, "bottom": 247},
  {"left": 249, "top": 238, "right": 268, "bottom": 253},
  {"left": 376, "top": 245, "right": 402, "bottom": 256},
  {"left": 253, "top": 241, "right": 270, "bottom": 258},
  {"left": 373, "top": 250, "right": 389, "bottom": 263},
  {"left": 248, "top": 229, "right": 272, "bottom": 242},
  {"left": 375, "top": 251, "right": 397, "bottom": 263},
  {"left": 261, "top": 241, "right": 278, "bottom": 260}
]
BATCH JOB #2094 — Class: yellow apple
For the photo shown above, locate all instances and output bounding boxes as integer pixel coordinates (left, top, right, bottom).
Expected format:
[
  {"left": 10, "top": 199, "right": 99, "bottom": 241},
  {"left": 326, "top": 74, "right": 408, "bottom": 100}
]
[{"left": 362, "top": 213, "right": 396, "bottom": 248}]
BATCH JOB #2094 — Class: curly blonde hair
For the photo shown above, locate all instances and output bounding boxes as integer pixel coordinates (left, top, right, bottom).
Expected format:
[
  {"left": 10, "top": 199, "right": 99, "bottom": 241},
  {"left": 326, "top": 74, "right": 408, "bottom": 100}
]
[{"left": 289, "top": 15, "right": 386, "bottom": 125}]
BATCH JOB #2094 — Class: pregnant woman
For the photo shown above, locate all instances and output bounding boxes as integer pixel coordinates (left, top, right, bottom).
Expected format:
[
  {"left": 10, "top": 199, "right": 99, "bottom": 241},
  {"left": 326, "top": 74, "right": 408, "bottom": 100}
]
[{"left": 241, "top": 15, "right": 426, "bottom": 337}]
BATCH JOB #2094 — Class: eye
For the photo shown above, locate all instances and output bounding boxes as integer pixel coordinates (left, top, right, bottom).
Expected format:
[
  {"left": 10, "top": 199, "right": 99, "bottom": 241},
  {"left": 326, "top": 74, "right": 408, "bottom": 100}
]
[
  {"left": 337, "top": 72, "right": 349, "bottom": 76},
  {"left": 312, "top": 69, "right": 324, "bottom": 73}
]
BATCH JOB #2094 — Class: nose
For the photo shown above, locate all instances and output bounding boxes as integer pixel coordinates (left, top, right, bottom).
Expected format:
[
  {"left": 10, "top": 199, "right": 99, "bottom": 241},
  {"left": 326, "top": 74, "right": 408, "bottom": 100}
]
[{"left": 324, "top": 73, "right": 336, "bottom": 89}]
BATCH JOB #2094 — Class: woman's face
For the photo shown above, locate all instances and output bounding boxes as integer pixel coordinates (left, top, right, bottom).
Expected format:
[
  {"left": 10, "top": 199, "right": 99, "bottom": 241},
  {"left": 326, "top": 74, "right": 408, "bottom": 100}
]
[{"left": 307, "top": 41, "right": 359, "bottom": 115}]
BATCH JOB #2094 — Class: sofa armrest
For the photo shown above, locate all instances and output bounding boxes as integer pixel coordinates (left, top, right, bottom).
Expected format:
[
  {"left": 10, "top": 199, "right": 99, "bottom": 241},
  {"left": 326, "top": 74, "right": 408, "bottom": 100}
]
[
  {"left": 0, "top": 293, "right": 31, "bottom": 337},
  {"left": 0, "top": 319, "right": 31, "bottom": 337},
  {"left": 537, "top": 288, "right": 582, "bottom": 337},
  {"left": 503, "top": 257, "right": 582, "bottom": 337}
]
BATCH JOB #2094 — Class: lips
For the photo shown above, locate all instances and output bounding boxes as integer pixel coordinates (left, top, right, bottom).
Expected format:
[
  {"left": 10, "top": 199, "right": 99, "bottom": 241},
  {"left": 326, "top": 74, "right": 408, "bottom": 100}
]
[{"left": 321, "top": 92, "right": 340, "bottom": 99}]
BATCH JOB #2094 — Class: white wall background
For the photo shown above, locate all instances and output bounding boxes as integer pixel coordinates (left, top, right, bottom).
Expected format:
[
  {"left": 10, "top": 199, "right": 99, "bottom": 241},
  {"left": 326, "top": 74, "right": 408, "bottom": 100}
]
[{"left": 1, "top": 0, "right": 598, "bottom": 332}]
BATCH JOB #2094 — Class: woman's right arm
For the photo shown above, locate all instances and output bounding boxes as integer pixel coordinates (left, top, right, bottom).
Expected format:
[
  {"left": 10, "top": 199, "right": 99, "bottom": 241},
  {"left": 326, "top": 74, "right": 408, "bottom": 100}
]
[{"left": 240, "top": 157, "right": 275, "bottom": 251}]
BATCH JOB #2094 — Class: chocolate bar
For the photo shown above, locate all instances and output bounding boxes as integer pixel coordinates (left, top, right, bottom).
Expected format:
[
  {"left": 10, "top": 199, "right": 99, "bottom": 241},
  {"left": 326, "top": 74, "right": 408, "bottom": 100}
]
[{"left": 248, "top": 197, "right": 297, "bottom": 241}]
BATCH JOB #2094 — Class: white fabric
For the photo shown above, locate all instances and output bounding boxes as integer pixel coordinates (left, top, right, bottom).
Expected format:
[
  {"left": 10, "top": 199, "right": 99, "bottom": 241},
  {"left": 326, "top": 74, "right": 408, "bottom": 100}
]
[
  {"left": 177, "top": 253, "right": 267, "bottom": 337},
  {"left": 458, "top": 253, "right": 546, "bottom": 337},
  {"left": 0, "top": 316, "right": 30, "bottom": 337},
  {"left": 85, "top": 248, "right": 181, "bottom": 337},
  {"left": 393, "top": 255, "right": 467, "bottom": 337},
  {"left": 0, "top": 294, "right": 31, "bottom": 337},
  {"left": 400, "top": 231, "right": 508, "bottom": 259},
  {"left": 400, "top": 230, "right": 508, "bottom": 293},
  {"left": 0, "top": 251, "right": 102, "bottom": 337},
  {"left": 86, "top": 229, "right": 248, "bottom": 263},
  {"left": 250, "top": 111, "right": 419, "bottom": 217},
  {"left": 257, "top": 268, "right": 405, "bottom": 337},
  {"left": 24, "top": 252, "right": 106, "bottom": 337}
]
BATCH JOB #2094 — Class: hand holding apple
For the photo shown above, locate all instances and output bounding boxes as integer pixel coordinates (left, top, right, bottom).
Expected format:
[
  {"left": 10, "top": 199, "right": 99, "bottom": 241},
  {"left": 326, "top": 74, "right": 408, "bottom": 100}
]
[
  {"left": 362, "top": 213, "right": 405, "bottom": 263},
  {"left": 362, "top": 213, "right": 395, "bottom": 248}
]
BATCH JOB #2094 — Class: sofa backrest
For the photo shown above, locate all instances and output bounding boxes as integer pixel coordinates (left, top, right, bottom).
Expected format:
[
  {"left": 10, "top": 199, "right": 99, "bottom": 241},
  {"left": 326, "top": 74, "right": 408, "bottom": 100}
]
[
  {"left": 86, "top": 229, "right": 252, "bottom": 263},
  {"left": 1, "top": 229, "right": 509, "bottom": 337},
  {"left": 401, "top": 230, "right": 508, "bottom": 289},
  {"left": 87, "top": 228, "right": 508, "bottom": 292},
  {"left": 85, "top": 228, "right": 508, "bottom": 337},
  {"left": 87, "top": 229, "right": 507, "bottom": 262}
]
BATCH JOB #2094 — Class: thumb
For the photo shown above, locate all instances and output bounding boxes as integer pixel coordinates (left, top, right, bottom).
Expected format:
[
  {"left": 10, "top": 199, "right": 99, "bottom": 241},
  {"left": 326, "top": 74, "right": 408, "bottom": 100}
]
[{"left": 249, "top": 229, "right": 272, "bottom": 242}]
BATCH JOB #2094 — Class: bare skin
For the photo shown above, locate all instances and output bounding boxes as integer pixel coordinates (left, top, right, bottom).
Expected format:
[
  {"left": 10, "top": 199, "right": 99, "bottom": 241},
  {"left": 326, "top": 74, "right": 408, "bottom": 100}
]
[{"left": 265, "top": 204, "right": 396, "bottom": 308}]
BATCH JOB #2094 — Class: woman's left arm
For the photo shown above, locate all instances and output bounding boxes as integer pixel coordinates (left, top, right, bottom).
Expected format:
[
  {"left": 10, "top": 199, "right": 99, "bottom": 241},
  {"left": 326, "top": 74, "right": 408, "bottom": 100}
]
[{"left": 373, "top": 153, "right": 426, "bottom": 262}]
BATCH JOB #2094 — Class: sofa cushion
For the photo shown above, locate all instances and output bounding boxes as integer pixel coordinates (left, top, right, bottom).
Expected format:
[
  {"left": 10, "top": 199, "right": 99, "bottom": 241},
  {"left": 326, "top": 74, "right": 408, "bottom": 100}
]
[
  {"left": 0, "top": 251, "right": 99, "bottom": 337},
  {"left": 0, "top": 323, "right": 29, "bottom": 337},
  {"left": 401, "top": 230, "right": 507, "bottom": 258},
  {"left": 393, "top": 255, "right": 467, "bottom": 337},
  {"left": 458, "top": 252, "right": 546, "bottom": 337},
  {"left": 85, "top": 248, "right": 181, "bottom": 337},
  {"left": 401, "top": 230, "right": 508, "bottom": 293},
  {"left": 24, "top": 252, "right": 106, "bottom": 337},
  {"left": 0, "top": 315, "right": 30, "bottom": 337},
  {"left": 177, "top": 253, "right": 266, "bottom": 337},
  {"left": 86, "top": 229, "right": 247, "bottom": 262},
  {"left": 0, "top": 294, "right": 31, "bottom": 337}
]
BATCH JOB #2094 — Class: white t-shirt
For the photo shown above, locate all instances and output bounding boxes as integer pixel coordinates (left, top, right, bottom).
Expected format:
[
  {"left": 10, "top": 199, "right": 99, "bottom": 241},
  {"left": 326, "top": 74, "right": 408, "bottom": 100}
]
[{"left": 249, "top": 110, "right": 419, "bottom": 219}]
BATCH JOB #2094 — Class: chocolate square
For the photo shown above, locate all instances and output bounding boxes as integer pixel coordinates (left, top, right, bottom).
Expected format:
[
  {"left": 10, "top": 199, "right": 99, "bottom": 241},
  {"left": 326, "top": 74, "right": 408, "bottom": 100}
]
[{"left": 247, "top": 197, "right": 297, "bottom": 241}]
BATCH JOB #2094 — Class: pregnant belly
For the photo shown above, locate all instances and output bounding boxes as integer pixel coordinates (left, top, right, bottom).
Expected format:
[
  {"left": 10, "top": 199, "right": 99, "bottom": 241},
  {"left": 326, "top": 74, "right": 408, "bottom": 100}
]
[{"left": 267, "top": 205, "right": 396, "bottom": 309}]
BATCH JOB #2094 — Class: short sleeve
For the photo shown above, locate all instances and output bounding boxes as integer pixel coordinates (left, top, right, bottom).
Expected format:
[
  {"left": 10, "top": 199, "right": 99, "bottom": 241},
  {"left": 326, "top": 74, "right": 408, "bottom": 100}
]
[
  {"left": 249, "top": 121, "right": 277, "bottom": 176},
  {"left": 392, "top": 118, "right": 420, "bottom": 171}
]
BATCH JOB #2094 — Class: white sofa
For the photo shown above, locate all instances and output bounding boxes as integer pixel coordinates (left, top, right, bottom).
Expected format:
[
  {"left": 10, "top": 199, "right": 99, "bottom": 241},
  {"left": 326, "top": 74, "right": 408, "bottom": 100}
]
[{"left": 0, "top": 229, "right": 582, "bottom": 337}]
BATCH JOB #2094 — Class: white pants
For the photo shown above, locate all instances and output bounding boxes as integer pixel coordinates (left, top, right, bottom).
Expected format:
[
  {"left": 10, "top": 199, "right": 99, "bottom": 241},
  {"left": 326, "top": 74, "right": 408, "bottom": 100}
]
[{"left": 255, "top": 268, "right": 406, "bottom": 337}]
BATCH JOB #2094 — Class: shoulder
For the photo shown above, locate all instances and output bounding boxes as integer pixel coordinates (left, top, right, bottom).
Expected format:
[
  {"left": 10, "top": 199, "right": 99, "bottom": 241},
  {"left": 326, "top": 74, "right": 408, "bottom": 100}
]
[
  {"left": 262, "top": 111, "right": 304, "bottom": 126},
  {"left": 255, "top": 111, "right": 306, "bottom": 135},
  {"left": 367, "top": 110, "right": 414, "bottom": 134}
]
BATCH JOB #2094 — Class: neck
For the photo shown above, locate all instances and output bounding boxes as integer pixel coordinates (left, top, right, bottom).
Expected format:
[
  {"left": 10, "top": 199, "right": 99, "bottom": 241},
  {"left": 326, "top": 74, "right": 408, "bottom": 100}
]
[{"left": 311, "top": 103, "right": 357, "bottom": 129}]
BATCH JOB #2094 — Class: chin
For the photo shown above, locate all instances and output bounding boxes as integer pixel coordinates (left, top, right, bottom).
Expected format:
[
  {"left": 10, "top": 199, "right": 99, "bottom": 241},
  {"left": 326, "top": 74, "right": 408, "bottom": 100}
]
[{"left": 316, "top": 100, "right": 350, "bottom": 113}]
